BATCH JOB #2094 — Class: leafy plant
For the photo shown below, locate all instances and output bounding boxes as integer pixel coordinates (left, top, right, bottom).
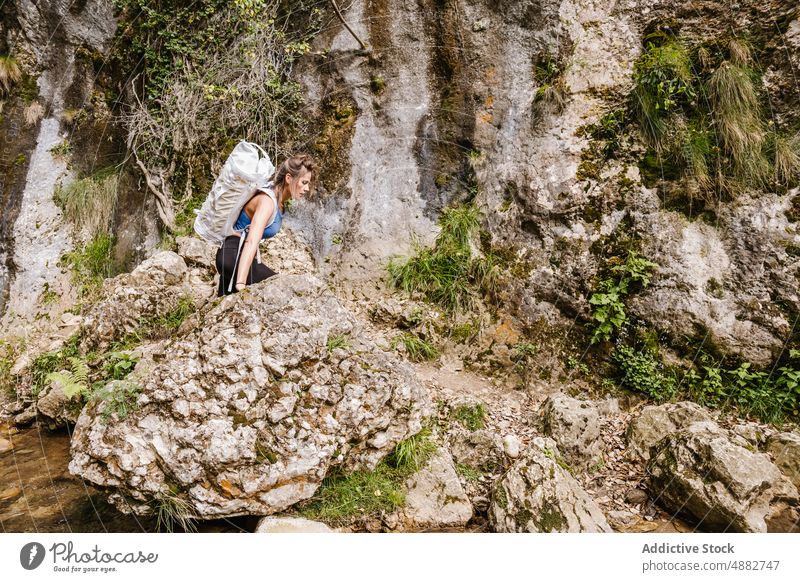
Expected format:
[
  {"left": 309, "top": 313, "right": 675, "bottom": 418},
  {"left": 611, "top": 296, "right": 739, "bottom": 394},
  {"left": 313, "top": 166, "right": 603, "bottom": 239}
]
[
  {"left": 612, "top": 345, "right": 677, "bottom": 402},
  {"left": 45, "top": 357, "right": 91, "bottom": 399},
  {"left": 589, "top": 251, "right": 658, "bottom": 343},
  {"left": 49, "top": 142, "right": 72, "bottom": 157},
  {"left": 631, "top": 41, "right": 695, "bottom": 147}
]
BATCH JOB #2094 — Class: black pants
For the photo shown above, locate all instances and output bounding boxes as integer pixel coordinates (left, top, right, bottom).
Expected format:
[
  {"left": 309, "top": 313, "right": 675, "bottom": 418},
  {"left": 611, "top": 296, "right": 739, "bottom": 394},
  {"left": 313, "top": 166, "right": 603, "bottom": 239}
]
[{"left": 215, "top": 235, "right": 276, "bottom": 296}]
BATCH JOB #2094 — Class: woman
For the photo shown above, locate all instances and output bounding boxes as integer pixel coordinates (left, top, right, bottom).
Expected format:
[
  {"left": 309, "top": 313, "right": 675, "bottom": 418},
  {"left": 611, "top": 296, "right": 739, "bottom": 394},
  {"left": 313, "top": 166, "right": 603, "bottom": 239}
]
[{"left": 215, "top": 154, "right": 317, "bottom": 296}]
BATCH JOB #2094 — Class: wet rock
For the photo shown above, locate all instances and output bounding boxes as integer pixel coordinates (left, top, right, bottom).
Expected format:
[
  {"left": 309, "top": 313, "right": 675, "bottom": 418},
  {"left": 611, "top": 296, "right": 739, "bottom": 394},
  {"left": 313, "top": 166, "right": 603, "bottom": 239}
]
[
  {"left": 767, "top": 432, "right": 800, "bottom": 490},
  {"left": 69, "top": 274, "right": 433, "bottom": 519},
  {"left": 539, "top": 393, "right": 602, "bottom": 472},
  {"left": 390, "top": 448, "right": 473, "bottom": 530},
  {"left": 79, "top": 251, "right": 213, "bottom": 353},
  {"left": 647, "top": 422, "right": 799, "bottom": 532},
  {"left": 489, "top": 438, "right": 612, "bottom": 533},
  {"left": 255, "top": 517, "right": 334, "bottom": 533},
  {"left": 626, "top": 401, "right": 713, "bottom": 462}
]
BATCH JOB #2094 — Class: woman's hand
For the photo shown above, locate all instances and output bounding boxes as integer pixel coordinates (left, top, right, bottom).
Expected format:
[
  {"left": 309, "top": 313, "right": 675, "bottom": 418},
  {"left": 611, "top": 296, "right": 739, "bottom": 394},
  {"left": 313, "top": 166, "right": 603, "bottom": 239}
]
[{"left": 235, "top": 193, "right": 275, "bottom": 288}]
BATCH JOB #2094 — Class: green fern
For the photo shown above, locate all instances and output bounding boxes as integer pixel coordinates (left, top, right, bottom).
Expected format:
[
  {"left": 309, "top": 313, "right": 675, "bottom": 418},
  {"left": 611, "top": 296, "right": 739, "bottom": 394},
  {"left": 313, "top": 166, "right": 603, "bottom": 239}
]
[{"left": 45, "top": 356, "right": 91, "bottom": 399}]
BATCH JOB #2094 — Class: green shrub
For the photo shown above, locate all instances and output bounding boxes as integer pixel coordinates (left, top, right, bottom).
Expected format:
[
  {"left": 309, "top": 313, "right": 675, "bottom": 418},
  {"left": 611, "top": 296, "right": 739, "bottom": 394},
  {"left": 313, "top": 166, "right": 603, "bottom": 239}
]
[
  {"left": 631, "top": 41, "right": 695, "bottom": 147},
  {"left": 682, "top": 350, "right": 800, "bottom": 423},
  {"left": 326, "top": 334, "right": 350, "bottom": 352},
  {"left": 92, "top": 380, "right": 142, "bottom": 423}
]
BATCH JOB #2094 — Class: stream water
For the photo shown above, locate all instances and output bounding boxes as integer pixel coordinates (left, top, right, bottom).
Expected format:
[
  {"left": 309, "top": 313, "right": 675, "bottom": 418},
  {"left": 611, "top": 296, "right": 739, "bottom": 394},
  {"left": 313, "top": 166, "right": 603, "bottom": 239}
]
[{"left": 0, "top": 421, "right": 258, "bottom": 533}]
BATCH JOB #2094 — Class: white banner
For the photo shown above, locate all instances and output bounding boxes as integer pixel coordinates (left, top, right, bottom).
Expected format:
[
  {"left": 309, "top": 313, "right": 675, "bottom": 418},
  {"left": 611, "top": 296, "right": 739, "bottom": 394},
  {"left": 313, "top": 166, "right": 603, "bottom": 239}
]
[{"left": 0, "top": 533, "right": 797, "bottom": 582}]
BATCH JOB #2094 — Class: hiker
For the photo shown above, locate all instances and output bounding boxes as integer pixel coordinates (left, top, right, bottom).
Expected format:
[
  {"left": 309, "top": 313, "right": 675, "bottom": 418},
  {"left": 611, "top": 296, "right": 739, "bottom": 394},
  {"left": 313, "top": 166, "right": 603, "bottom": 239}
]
[{"left": 215, "top": 154, "right": 317, "bottom": 296}]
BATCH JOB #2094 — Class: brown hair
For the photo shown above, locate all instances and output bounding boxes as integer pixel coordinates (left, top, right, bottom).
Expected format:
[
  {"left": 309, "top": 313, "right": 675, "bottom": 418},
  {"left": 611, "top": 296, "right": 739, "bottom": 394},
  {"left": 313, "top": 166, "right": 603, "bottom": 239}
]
[{"left": 271, "top": 154, "right": 317, "bottom": 210}]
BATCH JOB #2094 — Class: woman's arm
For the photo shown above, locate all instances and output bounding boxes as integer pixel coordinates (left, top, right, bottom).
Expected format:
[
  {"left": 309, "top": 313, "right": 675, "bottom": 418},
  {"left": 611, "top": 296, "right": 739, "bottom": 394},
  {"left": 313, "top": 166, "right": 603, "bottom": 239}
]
[{"left": 235, "top": 194, "right": 275, "bottom": 289}]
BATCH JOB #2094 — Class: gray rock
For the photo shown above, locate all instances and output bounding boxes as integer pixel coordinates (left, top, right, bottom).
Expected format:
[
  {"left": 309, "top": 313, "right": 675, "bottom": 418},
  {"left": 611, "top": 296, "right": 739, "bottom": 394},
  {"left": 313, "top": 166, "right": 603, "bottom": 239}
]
[
  {"left": 539, "top": 393, "right": 602, "bottom": 472},
  {"left": 391, "top": 448, "right": 473, "bottom": 530},
  {"left": 647, "top": 422, "right": 799, "bottom": 532},
  {"left": 503, "top": 434, "right": 521, "bottom": 459},
  {"left": 80, "top": 251, "right": 212, "bottom": 353},
  {"left": 489, "top": 437, "right": 612, "bottom": 532},
  {"left": 627, "top": 401, "right": 713, "bottom": 462},
  {"left": 36, "top": 377, "right": 81, "bottom": 428},
  {"left": 176, "top": 237, "right": 216, "bottom": 269},
  {"left": 449, "top": 428, "right": 505, "bottom": 473},
  {"left": 255, "top": 517, "right": 334, "bottom": 533},
  {"left": 767, "top": 432, "right": 800, "bottom": 490},
  {"left": 69, "top": 274, "right": 433, "bottom": 519}
]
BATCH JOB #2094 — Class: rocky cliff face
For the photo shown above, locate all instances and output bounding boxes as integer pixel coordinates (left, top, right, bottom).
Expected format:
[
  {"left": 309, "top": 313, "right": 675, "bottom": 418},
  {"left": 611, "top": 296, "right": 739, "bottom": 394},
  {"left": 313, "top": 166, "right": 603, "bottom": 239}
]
[{"left": 1, "top": 0, "right": 799, "bottom": 532}]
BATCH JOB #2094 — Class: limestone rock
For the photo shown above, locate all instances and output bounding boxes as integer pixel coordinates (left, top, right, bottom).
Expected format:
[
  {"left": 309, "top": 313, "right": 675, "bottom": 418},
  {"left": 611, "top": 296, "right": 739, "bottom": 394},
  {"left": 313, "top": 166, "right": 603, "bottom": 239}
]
[
  {"left": 176, "top": 236, "right": 216, "bottom": 269},
  {"left": 69, "top": 274, "right": 433, "bottom": 519},
  {"left": 647, "top": 422, "right": 799, "bottom": 532},
  {"left": 489, "top": 438, "right": 612, "bottom": 533},
  {"left": 449, "top": 428, "right": 505, "bottom": 473},
  {"left": 539, "top": 393, "right": 602, "bottom": 472},
  {"left": 79, "top": 251, "right": 212, "bottom": 353},
  {"left": 767, "top": 432, "right": 800, "bottom": 490},
  {"left": 36, "top": 377, "right": 81, "bottom": 428},
  {"left": 255, "top": 517, "right": 334, "bottom": 533},
  {"left": 626, "top": 401, "right": 713, "bottom": 462},
  {"left": 503, "top": 434, "right": 521, "bottom": 459},
  {"left": 391, "top": 448, "right": 473, "bottom": 530}
]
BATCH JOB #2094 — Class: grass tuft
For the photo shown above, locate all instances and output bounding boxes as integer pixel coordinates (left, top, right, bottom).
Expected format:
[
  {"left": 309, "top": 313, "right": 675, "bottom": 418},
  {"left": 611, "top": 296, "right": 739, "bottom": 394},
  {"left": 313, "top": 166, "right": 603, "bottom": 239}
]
[
  {"left": 388, "top": 204, "right": 499, "bottom": 314},
  {"left": 298, "top": 428, "right": 436, "bottom": 524},
  {"left": 0, "top": 55, "right": 22, "bottom": 93},
  {"left": 55, "top": 170, "right": 119, "bottom": 238},
  {"left": 391, "top": 333, "right": 438, "bottom": 362}
]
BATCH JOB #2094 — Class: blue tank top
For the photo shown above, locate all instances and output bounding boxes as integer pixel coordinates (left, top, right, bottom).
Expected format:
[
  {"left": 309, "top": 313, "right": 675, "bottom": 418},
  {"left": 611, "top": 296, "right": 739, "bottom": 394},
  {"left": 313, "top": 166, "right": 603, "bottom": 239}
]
[{"left": 233, "top": 196, "right": 283, "bottom": 239}]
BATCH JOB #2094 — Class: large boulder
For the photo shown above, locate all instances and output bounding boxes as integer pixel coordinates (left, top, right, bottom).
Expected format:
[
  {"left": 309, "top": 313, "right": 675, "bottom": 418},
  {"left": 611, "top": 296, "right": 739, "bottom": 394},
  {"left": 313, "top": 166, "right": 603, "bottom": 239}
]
[
  {"left": 539, "top": 393, "right": 602, "bottom": 472},
  {"left": 389, "top": 448, "right": 473, "bottom": 530},
  {"left": 79, "top": 251, "right": 213, "bottom": 353},
  {"left": 69, "top": 274, "right": 433, "bottom": 519},
  {"left": 489, "top": 438, "right": 612, "bottom": 532},
  {"left": 626, "top": 401, "right": 713, "bottom": 462},
  {"left": 647, "top": 422, "right": 799, "bottom": 532}
]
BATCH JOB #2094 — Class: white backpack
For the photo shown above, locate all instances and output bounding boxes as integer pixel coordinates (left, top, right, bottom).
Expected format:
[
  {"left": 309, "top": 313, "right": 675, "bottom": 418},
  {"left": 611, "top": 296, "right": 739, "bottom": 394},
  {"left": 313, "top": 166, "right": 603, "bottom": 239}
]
[{"left": 193, "top": 140, "right": 277, "bottom": 246}]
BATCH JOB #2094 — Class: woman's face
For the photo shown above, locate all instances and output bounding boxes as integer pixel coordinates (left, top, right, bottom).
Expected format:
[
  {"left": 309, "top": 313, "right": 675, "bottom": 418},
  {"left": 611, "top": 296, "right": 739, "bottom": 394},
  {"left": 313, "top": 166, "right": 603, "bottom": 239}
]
[{"left": 286, "top": 169, "right": 313, "bottom": 199}]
